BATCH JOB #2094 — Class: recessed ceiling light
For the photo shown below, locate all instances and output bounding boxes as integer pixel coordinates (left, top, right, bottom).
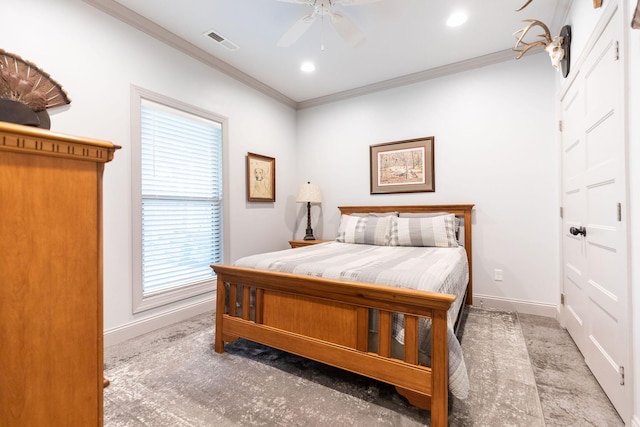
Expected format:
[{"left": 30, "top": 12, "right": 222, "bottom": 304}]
[
  {"left": 446, "top": 10, "right": 468, "bottom": 27},
  {"left": 301, "top": 61, "right": 316, "bottom": 73}
]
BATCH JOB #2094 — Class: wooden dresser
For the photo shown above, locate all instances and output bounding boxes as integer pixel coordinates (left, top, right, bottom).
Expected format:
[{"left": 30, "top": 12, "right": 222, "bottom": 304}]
[{"left": 0, "top": 122, "right": 119, "bottom": 426}]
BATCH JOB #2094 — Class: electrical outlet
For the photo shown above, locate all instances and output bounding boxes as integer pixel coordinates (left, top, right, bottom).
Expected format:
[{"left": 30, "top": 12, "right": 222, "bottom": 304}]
[{"left": 494, "top": 269, "right": 503, "bottom": 281}]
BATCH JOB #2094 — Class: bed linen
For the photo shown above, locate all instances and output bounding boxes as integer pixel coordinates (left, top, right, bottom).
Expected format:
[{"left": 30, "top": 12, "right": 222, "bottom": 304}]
[{"left": 233, "top": 241, "right": 470, "bottom": 399}]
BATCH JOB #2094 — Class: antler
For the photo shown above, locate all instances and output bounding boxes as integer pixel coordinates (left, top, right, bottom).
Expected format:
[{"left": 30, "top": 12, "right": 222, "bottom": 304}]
[
  {"left": 513, "top": 19, "right": 553, "bottom": 59},
  {"left": 515, "top": 0, "right": 534, "bottom": 11}
]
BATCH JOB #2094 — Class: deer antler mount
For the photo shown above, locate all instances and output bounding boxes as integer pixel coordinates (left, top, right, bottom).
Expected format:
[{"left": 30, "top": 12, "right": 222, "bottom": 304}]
[{"left": 513, "top": 20, "right": 571, "bottom": 78}]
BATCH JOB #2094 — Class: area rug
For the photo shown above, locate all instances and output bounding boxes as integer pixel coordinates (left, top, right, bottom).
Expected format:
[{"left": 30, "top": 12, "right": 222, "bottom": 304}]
[{"left": 104, "top": 307, "right": 544, "bottom": 426}]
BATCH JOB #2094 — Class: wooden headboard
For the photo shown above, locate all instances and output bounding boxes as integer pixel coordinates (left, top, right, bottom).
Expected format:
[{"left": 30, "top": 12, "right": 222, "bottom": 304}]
[{"left": 337, "top": 204, "right": 475, "bottom": 305}]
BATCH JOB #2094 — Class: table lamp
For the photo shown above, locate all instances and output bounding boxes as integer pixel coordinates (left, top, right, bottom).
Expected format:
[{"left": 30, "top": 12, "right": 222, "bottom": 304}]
[{"left": 296, "top": 181, "right": 322, "bottom": 240}]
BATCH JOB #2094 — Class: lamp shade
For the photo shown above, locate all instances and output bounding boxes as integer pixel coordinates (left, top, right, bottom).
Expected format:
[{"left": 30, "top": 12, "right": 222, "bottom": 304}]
[{"left": 296, "top": 182, "right": 322, "bottom": 203}]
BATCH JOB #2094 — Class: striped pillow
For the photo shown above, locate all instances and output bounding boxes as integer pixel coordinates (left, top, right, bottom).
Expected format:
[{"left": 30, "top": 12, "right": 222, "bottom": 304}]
[
  {"left": 399, "top": 212, "right": 462, "bottom": 241},
  {"left": 389, "top": 214, "right": 459, "bottom": 247},
  {"left": 335, "top": 214, "right": 393, "bottom": 245}
]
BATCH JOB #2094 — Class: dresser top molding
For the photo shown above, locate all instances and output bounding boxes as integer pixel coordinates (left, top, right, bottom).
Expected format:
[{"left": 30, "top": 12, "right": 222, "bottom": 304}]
[{"left": 0, "top": 121, "right": 120, "bottom": 163}]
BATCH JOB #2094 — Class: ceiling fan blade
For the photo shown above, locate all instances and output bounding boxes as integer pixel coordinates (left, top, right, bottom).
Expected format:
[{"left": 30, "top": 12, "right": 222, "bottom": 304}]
[
  {"left": 277, "top": 14, "right": 317, "bottom": 47},
  {"left": 330, "top": 11, "right": 365, "bottom": 47}
]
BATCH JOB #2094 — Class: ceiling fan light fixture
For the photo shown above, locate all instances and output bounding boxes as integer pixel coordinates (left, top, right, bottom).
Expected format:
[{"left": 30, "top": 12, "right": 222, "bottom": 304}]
[
  {"left": 446, "top": 10, "right": 468, "bottom": 28},
  {"left": 276, "top": 0, "right": 376, "bottom": 47}
]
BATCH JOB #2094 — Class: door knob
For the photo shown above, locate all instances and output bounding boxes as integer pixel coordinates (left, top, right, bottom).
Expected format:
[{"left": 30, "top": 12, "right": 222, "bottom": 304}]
[{"left": 570, "top": 226, "right": 587, "bottom": 237}]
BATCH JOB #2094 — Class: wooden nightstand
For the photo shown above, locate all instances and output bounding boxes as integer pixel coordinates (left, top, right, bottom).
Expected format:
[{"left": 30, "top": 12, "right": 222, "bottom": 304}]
[{"left": 289, "top": 239, "right": 331, "bottom": 248}]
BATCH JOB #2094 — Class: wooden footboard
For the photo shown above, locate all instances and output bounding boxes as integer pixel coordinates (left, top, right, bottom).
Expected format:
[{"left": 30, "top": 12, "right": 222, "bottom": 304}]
[{"left": 211, "top": 265, "right": 455, "bottom": 427}]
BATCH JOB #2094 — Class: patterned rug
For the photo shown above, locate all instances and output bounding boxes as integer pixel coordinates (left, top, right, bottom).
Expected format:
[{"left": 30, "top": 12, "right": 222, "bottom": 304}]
[{"left": 104, "top": 307, "right": 543, "bottom": 426}]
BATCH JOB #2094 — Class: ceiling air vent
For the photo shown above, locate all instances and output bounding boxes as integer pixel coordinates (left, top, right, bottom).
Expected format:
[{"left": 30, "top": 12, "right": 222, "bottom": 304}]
[{"left": 204, "top": 29, "right": 239, "bottom": 51}]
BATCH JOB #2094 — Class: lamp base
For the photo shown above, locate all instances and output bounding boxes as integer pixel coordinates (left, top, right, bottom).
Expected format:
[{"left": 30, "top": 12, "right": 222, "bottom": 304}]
[{"left": 303, "top": 202, "right": 316, "bottom": 240}]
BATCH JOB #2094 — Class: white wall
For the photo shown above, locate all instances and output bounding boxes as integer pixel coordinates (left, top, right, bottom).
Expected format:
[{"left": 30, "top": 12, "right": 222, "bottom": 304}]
[
  {"left": 2, "top": 0, "right": 562, "bottom": 333},
  {"left": 564, "top": 0, "right": 607, "bottom": 58},
  {"left": 2, "top": 0, "right": 298, "bottom": 337},
  {"left": 295, "top": 54, "right": 559, "bottom": 314}
]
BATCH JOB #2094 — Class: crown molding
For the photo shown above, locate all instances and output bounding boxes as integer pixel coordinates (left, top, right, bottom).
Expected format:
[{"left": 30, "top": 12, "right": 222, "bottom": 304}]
[
  {"left": 296, "top": 49, "right": 521, "bottom": 110},
  {"left": 83, "top": 0, "right": 544, "bottom": 111},
  {"left": 83, "top": 0, "right": 297, "bottom": 109}
]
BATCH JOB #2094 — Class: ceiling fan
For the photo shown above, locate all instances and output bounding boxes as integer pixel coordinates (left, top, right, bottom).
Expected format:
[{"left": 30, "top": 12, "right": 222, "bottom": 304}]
[{"left": 276, "top": 0, "right": 382, "bottom": 48}]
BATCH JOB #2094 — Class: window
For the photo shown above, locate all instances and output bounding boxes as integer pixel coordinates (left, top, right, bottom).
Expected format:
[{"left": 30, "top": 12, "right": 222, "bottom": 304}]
[{"left": 132, "top": 87, "right": 226, "bottom": 313}]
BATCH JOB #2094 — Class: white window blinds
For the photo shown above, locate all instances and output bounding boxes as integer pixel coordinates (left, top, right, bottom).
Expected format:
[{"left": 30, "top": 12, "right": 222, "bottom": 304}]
[{"left": 140, "top": 99, "right": 223, "bottom": 295}]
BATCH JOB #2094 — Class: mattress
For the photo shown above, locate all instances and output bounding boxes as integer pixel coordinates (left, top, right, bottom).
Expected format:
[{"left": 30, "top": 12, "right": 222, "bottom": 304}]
[{"left": 233, "top": 241, "right": 470, "bottom": 399}]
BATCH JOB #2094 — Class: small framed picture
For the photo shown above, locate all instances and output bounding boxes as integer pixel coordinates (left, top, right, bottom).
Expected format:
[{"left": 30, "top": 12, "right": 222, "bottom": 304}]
[
  {"left": 247, "top": 152, "right": 275, "bottom": 202},
  {"left": 370, "top": 137, "right": 435, "bottom": 194}
]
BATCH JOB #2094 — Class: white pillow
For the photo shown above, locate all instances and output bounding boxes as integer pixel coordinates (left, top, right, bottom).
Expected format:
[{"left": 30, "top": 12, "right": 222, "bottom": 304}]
[
  {"left": 389, "top": 214, "right": 459, "bottom": 247},
  {"left": 335, "top": 214, "right": 393, "bottom": 245}
]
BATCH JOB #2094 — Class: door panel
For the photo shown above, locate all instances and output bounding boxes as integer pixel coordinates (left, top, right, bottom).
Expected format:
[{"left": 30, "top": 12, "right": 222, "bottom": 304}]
[
  {"left": 584, "top": 39, "right": 617, "bottom": 124},
  {"left": 560, "top": 7, "right": 629, "bottom": 421},
  {"left": 561, "top": 79, "right": 587, "bottom": 351}
]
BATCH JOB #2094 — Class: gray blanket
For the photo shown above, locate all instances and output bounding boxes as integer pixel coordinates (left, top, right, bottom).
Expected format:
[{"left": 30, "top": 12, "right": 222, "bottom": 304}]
[{"left": 233, "top": 242, "right": 470, "bottom": 399}]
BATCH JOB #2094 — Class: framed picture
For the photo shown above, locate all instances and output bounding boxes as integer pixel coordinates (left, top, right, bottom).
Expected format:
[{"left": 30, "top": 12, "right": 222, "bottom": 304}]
[
  {"left": 247, "top": 152, "right": 275, "bottom": 202},
  {"left": 370, "top": 137, "right": 435, "bottom": 194}
]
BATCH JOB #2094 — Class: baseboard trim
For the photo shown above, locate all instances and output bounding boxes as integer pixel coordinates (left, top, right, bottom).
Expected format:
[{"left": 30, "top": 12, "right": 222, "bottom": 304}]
[
  {"left": 105, "top": 294, "right": 557, "bottom": 343},
  {"left": 104, "top": 297, "right": 216, "bottom": 347},
  {"left": 472, "top": 294, "right": 558, "bottom": 318}
]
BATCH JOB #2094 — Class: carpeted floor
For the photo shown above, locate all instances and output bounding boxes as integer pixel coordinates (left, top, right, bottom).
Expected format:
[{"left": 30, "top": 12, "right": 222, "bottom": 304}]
[
  {"left": 518, "top": 313, "right": 624, "bottom": 426},
  {"left": 104, "top": 307, "right": 544, "bottom": 426}
]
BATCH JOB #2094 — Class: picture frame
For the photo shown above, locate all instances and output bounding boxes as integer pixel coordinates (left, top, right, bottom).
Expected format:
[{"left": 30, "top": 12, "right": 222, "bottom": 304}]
[
  {"left": 247, "top": 152, "right": 275, "bottom": 202},
  {"left": 370, "top": 136, "right": 435, "bottom": 194}
]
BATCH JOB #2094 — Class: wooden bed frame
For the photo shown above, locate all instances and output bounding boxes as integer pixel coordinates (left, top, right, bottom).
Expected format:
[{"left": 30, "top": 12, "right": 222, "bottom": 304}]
[{"left": 211, "top": 204, "right": 474, "bottom": 427}]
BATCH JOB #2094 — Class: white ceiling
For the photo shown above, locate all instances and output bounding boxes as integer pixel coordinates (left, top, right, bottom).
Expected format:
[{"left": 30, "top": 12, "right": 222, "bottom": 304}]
[{"left": 88, "top": 0, "right": 569, "bottom": 108}]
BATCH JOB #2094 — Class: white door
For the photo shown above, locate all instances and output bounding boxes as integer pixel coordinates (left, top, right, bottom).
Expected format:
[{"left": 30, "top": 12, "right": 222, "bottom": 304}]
[
  {"left": 561, "top": 75, "right": 587, "bottom": 354},
  {"left": 560, "top": 7, "right": 630, "bottom": 421}
]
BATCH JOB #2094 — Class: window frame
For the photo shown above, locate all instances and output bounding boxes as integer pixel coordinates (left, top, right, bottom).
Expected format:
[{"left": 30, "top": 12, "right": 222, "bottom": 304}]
[{"left": 131, "top": 85, "right": 228, "bottom": 313}]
